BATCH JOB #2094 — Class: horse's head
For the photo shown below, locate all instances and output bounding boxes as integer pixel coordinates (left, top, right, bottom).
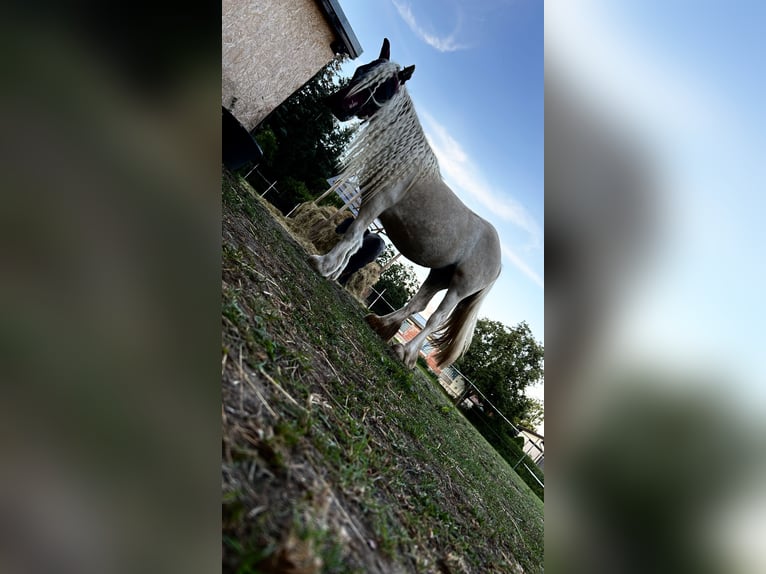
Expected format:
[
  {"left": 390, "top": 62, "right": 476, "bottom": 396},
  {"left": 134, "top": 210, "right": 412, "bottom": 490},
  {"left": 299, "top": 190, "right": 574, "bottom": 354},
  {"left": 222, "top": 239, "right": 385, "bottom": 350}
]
[{"left": 328, "top": 38, "right": 416, "bottom": 121}]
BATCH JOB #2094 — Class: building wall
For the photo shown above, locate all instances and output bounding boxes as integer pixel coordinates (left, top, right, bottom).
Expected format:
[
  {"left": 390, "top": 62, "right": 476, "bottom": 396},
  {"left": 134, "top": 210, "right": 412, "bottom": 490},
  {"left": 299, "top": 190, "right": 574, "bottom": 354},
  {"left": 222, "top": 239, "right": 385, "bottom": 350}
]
[
  {"left": 222, "top": 0, "right": 337, "bottom": 130},
  {"left": 519, "top": 429, "right": 545, "bottom": 464},
  {"left": 438, "top": 369, "right": 465, "bottom": 399},
  {"left": 397, "top": 322, "right": 420, "bottom": 343}
]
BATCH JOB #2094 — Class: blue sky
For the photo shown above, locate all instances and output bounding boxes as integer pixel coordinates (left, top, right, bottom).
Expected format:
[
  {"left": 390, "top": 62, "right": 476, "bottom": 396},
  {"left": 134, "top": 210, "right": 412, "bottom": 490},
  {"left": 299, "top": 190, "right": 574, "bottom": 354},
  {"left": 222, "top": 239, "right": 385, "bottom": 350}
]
[
  {"left": 336, "top": 0, "right": 545, "bottom": 350},
  {"left": 548, "top": 1, "right": 766, "bottom": 410},
  {"left": 546, "top": 5, "right": 766, "bottom": 565}
]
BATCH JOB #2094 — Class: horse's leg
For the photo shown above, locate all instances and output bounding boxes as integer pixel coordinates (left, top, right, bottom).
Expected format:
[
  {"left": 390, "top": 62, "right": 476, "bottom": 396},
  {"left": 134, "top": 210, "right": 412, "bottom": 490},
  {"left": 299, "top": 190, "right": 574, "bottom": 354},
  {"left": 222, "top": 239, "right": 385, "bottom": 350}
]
[
  {"left": 366, "top": 267, "right": 451, "bottom": 341},
  {"left": 309, "top": 181, "right": 410, "bottom": 280},
  {"left": 309, "top": 222, "right": 364, "bottom": 281},
  {"left": 393, "top": 288, "right": 463, "bottom": 369}
]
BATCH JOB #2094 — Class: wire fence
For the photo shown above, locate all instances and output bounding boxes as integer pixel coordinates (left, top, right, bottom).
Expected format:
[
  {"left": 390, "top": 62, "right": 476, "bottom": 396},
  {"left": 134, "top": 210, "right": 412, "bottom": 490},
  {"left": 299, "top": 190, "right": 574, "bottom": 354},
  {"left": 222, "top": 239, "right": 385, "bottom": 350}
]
[
  {"left": 364, "top": 286, "right": 544, "bottom": 487},
  {"left": 453, "top": 368, "right": 545, "bottom": 472}
]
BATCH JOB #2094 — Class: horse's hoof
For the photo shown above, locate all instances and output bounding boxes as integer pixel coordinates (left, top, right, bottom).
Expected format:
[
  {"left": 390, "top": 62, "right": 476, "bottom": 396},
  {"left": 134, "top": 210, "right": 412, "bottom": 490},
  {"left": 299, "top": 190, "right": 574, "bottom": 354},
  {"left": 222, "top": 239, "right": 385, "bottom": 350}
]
[
  {"left": 308, "top": 254, "right": 332, "bottom": 278},
  {"left": 365, "top": 314, "right": 392, "bottom": 341},
  {"left": 365, "top": 314, "right": 400, "bottom": 341},
  {"left": 364, "top": 313, "right": 382, "bottom": 335},
  {"left": 308, "top": 254, "right": 322, "bottom": 271},
  {"left": 391, "top": 344, "right": 417, "bottom": 369}
]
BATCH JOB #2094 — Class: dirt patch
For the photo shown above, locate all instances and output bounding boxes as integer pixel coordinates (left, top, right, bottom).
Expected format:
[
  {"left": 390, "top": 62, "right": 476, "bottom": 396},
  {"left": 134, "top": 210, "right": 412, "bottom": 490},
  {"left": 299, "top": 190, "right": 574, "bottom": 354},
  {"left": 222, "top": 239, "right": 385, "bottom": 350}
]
[{"left": 221, "top": 170, "right": 543, "bottom": 573}]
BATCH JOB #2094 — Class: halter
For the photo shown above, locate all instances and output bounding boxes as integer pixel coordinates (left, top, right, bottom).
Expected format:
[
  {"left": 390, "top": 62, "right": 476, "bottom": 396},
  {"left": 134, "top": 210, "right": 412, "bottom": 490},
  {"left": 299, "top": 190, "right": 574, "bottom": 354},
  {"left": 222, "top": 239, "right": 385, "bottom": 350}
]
[
  {"left": 346, "top": 61, "right": 401, "bottom": 99},
  {"left": 368, "top": 87, "right": 391, "bottom": 110}
]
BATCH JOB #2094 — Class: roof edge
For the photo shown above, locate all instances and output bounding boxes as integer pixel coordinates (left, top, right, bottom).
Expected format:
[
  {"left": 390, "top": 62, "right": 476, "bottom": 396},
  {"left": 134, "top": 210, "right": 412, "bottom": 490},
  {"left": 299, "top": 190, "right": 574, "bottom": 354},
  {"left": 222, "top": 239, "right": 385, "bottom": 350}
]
[{"left": 315, "top": 0, "right": 363, "bottom": 59}]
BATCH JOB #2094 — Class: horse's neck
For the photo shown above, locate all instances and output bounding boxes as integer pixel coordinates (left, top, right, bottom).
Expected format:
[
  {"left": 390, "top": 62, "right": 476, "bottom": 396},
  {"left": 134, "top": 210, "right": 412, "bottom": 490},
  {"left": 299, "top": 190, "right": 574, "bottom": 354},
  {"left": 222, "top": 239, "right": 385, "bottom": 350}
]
[{"left": 343, "top": 90, "right": 440, "bottom": 198}]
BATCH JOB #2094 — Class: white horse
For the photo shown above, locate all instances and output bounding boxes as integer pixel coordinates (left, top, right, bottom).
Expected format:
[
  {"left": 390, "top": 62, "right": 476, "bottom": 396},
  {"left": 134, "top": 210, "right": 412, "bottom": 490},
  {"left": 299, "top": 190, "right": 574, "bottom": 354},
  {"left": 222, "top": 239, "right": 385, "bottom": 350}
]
[{"left": 310, "top": 38, "right": 501, "bottom": 369}]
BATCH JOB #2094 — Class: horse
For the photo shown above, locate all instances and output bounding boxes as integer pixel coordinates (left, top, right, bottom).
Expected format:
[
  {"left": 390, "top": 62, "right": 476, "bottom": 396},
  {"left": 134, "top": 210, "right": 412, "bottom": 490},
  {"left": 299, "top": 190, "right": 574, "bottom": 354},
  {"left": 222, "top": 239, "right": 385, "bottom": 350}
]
[{"left": 309, "top": 38, "right": 502, "bottom": 369}]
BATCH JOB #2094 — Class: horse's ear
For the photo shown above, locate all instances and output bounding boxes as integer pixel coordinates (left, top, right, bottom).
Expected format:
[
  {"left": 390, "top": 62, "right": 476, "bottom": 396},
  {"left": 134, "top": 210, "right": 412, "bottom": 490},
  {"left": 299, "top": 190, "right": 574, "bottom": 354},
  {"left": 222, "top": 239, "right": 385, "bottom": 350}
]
[
  {"left": 379, "top": 38, "right": 391, "bottom": 61},
  {"left": 399, "top": 65, "right": 416, "bottom": 83}
]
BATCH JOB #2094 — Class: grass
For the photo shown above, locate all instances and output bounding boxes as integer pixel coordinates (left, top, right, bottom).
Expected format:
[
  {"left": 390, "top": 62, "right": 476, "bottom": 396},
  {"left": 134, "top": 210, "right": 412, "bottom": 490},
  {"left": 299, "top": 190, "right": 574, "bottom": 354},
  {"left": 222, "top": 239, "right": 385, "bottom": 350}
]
[{"left": 221, "top": 168, "right": 543, "bottom": 573}]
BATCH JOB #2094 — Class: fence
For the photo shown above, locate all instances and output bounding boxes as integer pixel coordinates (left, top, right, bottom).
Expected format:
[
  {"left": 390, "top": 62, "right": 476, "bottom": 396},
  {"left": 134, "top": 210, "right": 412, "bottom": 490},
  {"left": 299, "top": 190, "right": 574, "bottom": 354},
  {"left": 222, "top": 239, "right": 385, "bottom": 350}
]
[
  {"left": 364, "top": 287, "right": 544, "bottom": 489},
  {"left": 440, "top": 364, "right": 544, "bottom": 467}
]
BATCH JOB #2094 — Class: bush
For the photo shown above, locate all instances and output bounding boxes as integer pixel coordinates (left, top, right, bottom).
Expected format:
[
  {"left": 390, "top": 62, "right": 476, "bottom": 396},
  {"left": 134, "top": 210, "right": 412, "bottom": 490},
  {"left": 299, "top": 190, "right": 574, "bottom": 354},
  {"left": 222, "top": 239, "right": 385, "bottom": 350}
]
[
  {"left": 254, "top": 128, "right": 277, "bottom": 168},
  {"left": 249, "top": 58, "right": 355, "bottom": 213},
  {"left": 271, "top": 176, "right": 313, "bottom": 214}
]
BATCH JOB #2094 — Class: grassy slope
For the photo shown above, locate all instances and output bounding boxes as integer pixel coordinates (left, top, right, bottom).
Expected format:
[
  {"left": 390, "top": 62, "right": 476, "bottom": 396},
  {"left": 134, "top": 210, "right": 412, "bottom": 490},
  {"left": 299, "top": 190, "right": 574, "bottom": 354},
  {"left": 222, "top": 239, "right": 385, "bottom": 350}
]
[{"left": 221, "top": 170, "right": 543, "bottom": 573}]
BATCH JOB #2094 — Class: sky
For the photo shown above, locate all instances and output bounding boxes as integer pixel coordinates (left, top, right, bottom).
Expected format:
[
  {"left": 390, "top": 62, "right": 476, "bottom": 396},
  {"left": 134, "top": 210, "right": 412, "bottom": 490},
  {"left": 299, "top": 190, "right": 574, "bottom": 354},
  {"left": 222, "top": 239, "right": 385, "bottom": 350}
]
[
  {"left": 334, "top": 0, "right": 545, "bottom": 355},
  {"left": 547, "top": 0, "right": 766, "bottom": 411},
  {"left": 546, "top": 4, "right": 766, "bottom": 569}
]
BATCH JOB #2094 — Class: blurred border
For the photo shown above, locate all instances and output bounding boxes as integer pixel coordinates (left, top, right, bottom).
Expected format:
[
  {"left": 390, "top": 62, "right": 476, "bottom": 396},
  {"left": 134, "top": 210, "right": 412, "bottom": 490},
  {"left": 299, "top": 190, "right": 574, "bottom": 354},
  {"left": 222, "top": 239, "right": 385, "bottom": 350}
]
[
  {"left": 2, "top": 4, "right": 221, "bottom": 573},
  {"left": 546, "top": 2, "right": 765, "bottom": 573}
]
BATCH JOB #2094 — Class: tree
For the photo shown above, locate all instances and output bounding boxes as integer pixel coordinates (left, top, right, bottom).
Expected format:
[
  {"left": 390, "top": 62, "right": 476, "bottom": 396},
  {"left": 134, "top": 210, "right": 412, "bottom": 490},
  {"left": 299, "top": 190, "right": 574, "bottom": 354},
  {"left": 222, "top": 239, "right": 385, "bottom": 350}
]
[
  {"left": 251, "top": 57, "right": 356, "bottom": 213},
  {"left": 368, "top": 246, "right": 420, "bottom": 315},
  {"left": 454, "top": 319, "right": 544, "bottom": 428},
  {"left": 518, "top": 397, "right": 544, "bottom": 430}
]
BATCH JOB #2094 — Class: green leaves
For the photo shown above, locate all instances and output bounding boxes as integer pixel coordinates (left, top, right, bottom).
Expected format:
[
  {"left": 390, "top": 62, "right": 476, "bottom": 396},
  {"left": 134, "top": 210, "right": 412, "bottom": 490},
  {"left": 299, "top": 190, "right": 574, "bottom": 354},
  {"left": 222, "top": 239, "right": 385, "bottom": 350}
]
[
  {"left": 369, "top": 247, "right": 420, "bottom": 314},
  {"left": 455, "top": 319, "right": 544, "bottom": 424},
  {"left": 252, "top": 57, "right": 356, "bottom": 213}
]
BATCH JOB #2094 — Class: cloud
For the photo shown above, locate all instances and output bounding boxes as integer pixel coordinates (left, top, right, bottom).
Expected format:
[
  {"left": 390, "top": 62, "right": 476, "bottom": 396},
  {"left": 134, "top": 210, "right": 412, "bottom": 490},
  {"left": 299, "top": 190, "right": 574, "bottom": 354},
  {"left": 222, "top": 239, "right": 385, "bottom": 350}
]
[
  {"left": 392, "top": 0, "right": 468, "bottom": 52},
  {"left": 502, "top": 241, "right": 544, "bottom": 288},
  {"left": 420, "top": 111, "right": 543, "bottom": 247}
]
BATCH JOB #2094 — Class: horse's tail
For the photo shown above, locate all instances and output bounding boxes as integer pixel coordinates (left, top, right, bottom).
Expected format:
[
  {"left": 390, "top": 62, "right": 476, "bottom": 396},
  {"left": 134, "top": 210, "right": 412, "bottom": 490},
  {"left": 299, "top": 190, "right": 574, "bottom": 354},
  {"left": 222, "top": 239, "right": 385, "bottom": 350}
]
[{"left": 432, "top": 276, "right": 499, "bottom": 368}]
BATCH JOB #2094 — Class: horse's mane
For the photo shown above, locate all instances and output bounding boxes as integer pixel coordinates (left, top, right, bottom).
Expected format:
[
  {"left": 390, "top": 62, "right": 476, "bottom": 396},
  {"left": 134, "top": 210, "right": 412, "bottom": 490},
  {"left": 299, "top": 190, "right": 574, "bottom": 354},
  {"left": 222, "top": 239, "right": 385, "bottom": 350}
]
[{"left": 338, "top": 62, "right": 441, "bottom": 199}]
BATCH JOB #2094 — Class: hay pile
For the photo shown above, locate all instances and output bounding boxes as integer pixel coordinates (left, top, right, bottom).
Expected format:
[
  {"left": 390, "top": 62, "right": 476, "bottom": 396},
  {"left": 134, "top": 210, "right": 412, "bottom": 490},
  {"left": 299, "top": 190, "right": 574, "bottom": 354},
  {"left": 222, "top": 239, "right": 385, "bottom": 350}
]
[
  {"left": 287, "top": 202, "right": 383, "bottom": 301},
  {"left": 345, "top": 262, "right": 382, "bottom": 301},
  {"left": 251, "top": 190, "right": 318, "bottom": 254},
  {"left": 287, "top": 202, "right": 353, "bottom": 253},
  {"left": 239, "top": 178, "right": 389, "bottom": 310}
]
